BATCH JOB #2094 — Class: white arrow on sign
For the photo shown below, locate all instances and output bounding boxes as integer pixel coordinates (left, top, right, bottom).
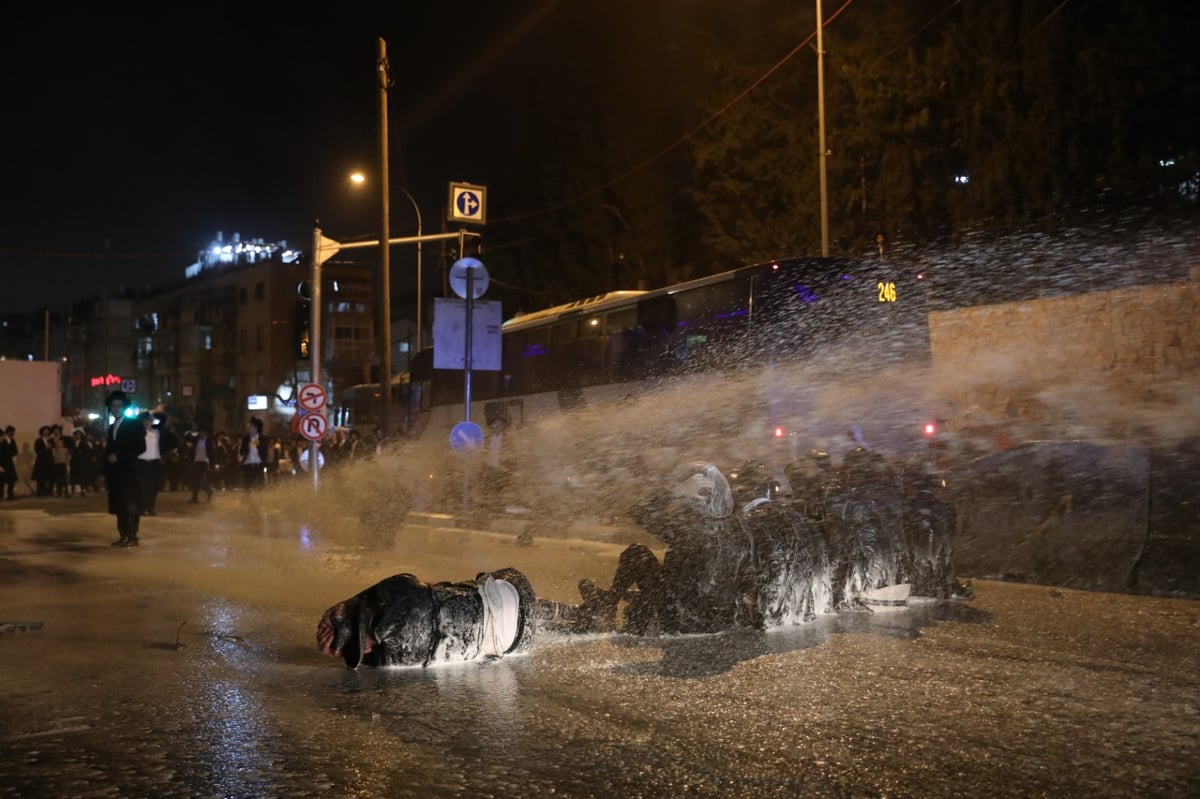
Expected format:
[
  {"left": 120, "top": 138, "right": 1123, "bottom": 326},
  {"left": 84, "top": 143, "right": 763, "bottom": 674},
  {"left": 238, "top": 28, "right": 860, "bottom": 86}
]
[
  {"left": 298, "top": 382, "right": 327, "bottom": 411},
  {"left": 448, "top": 182, "right": 487, "bottom": 224},
  {"left": 300, "top": 411, "right": 329, "bottom": 441}
]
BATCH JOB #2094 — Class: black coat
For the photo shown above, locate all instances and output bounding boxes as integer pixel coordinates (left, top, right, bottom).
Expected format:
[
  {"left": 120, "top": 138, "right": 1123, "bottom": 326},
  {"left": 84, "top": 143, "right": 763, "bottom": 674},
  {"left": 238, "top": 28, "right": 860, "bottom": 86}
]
[
  {"left": 105, "top": 417, "right": 146, "bottom": 516},
  {"left": 317, "top": 567, "right": 538, "bottom": 669},
  {"left": 239, "top": 434, "right": 269, "bottom": 465},
  {"left": 33, "top": 437, "right": 55, "bottom": 483},
  {"left": 0, "top": 436, "right": 15, "bottom": 475}
]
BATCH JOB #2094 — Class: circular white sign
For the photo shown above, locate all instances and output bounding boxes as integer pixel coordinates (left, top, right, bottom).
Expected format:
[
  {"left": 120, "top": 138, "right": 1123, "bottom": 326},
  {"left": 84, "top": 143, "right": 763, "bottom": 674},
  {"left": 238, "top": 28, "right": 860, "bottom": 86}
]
[
  {"left": 449, "top": 258, "right": 489, "bottom": 299},
  {"left": 298, "top": 449, "right": 326, "bottom": 472},
  {"left": 299, "top": 411, "right": 329, "bottom": 441},
  {"left": 297, "top": 382, "right": 327, "bottom": 412}
]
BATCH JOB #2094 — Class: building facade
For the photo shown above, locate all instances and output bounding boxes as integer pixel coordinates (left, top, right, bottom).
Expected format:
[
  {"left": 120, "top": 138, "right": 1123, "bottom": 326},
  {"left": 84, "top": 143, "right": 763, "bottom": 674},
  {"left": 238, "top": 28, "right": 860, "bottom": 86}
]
[
  {"left": 6, "top": 232, "right": 428, "bottom": 438},
  {"left": 129, "top": 234, "right": 378, "bottom": 435}
]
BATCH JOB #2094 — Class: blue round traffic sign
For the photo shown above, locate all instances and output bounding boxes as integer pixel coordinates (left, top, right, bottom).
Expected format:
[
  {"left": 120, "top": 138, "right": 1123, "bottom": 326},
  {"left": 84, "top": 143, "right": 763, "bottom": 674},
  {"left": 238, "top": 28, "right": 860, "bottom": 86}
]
[
  {"left": 449, "top": 421, "right": 485, "bottom": 452},
  {"left": 456, "top": 191, "right": 480, "bottom": 217}
]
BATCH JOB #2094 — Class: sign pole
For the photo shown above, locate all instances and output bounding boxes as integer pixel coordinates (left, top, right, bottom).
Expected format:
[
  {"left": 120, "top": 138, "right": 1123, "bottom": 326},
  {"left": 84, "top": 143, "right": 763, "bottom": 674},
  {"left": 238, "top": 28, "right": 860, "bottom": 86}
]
[
  {"left": 309, "top": 225, "right": 323, "bottom": 492},
  {"left": 462, "top": 267, "right": 475, "bottom": 510},
  {"left": 464, "top": 268, "right": 474, "bottom": 423}
]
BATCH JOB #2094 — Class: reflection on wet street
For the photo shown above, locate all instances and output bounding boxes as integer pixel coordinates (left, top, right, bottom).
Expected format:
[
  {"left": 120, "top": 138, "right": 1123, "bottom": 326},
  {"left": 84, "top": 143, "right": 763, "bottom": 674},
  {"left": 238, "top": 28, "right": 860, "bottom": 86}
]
[{"left": 1, "top": 498, "right": 1198, "bottom": 798}]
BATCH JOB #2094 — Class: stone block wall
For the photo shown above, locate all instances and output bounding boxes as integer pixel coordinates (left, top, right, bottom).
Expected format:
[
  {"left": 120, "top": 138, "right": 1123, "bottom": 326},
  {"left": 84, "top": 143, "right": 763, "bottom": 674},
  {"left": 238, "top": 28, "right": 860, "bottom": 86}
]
[{"left": 928, "top": 267, "right": 1200, "bottom": 442}]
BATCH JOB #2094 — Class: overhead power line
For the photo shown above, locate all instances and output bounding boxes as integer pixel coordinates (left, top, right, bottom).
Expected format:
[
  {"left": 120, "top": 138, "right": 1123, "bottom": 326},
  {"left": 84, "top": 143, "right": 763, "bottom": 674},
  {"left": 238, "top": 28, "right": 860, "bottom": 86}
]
[{"left": 490, "top": 0, "right": 858, "bottom": 226}]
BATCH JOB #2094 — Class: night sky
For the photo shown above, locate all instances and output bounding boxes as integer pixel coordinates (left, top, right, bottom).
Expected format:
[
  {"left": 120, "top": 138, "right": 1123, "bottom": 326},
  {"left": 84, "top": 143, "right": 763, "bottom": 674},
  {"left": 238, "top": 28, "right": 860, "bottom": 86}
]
[{"left": 0, "top": 3, "right": 555, "bottom": 314}]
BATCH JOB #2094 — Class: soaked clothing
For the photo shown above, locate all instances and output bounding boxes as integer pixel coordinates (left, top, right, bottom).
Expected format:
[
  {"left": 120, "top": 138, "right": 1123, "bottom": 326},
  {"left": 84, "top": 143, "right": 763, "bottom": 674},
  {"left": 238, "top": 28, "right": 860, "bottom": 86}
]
[
  {"left": 616, "top": 498, "right": 764, "bottom": 634},
  {"left": 317, "top": 567, "right": 538, "bottom": 668},
  {"left": 575, "top": 460, "right": 963, "bottom": 637}
]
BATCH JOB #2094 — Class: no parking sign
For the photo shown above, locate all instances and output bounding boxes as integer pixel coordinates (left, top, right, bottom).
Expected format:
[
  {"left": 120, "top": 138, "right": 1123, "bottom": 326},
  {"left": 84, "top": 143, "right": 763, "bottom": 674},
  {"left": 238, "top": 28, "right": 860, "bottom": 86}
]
[{"left": 299, "top": 411, "right": 329, "bottom": 441}]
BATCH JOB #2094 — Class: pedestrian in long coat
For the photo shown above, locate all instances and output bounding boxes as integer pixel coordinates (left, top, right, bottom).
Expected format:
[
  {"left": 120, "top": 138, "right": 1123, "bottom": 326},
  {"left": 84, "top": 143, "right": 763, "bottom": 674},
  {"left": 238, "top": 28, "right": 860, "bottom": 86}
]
[
  {"left": 104, "top": 391, "right": 146, "bottom": 547},
  {"left": 33, "top": 426, "right": 55, "bottom": 496}
]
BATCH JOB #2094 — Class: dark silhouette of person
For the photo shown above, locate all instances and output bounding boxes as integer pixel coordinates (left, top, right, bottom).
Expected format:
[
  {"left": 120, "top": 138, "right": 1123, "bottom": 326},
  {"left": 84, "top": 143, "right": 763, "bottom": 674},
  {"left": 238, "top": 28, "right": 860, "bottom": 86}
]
[
  {"left": 316, "top": 567, "right": 540, "bottom": 668},
  {"left": 33, "top": 425, "right": 55, "bottom": 496},
  {"left": 239, "top": 417, "right": 269, "bottom": 490},
  {"left": 104, "top": 391, "right": 146, "bottom": 547},
  {"left": 186, "top": 426, "right": 215, "bottom": 503},
  {"left": 135, "top": 412, "right": 163, "bottom": 515},
  {"left": 570, "top": 458, "right": 969, "bottom": 636},
  {"left": 0, "top": 426, "right": 17, "bottom": 499},
  {"left": 574, "top": 462, "right": 766, "bottom": 635}
]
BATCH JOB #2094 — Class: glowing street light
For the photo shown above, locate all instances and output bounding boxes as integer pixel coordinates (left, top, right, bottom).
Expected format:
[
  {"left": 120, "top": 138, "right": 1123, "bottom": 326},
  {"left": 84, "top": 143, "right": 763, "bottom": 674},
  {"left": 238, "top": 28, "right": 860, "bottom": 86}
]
[{"left": 349, "top": 172, "right": 424, "bottom": 355}]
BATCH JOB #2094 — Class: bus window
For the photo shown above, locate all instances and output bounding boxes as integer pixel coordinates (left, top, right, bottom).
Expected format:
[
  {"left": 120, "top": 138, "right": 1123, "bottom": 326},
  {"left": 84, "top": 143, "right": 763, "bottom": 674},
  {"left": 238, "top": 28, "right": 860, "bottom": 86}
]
[
  {"left": 551, "top": 319, "right": 577, "bottom": 344},
  {"left": 669, "top": 277, "right": 754, "bottom": 369},
  {"left": 521, "top": 328, "right": 548, "bottom": 358},
  {"left": 606, "top": 306, "right": 636, "bottom": 334}
]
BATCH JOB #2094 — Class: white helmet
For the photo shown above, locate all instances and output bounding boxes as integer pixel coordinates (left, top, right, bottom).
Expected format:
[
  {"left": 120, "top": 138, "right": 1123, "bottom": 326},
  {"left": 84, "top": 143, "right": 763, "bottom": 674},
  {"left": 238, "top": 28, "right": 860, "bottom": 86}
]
[{"left": 671, "top": 461, "right": 734, "bottom": 519}]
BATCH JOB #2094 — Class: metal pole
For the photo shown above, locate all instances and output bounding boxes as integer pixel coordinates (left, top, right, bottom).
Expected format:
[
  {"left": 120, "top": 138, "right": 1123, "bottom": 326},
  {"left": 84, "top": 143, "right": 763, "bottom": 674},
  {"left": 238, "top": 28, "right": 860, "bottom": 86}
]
[
  {"left": 394, "top": 187, "right": 424, "bottom": 355},
  {"left": 464, "top": 269, "right": 474, "bottom": 423},
  {"left": 816, "top": 0, "right": 830, "bottom": 256},
  {"left": 459, "top": 228, "right": 471, "bottom": 425},
  {"left": 378, "top": 36, "right": 392, "bottom": 443},
  {"left": 461, "top": 267, "right": 474, "bottom": 512},
  {"left": 416, "top": 211, "right": 423, "bottom": 354},
  {"left": 310, "top": 224, "right": 323, "bottom": 492}
]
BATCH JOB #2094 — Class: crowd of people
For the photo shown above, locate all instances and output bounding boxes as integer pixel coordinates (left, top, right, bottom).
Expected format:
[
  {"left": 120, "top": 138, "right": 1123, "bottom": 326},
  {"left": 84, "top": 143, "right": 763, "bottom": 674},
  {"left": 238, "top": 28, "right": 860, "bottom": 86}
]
[
  {"left": 0, "top": 411, "right": 378, "bottom": 504},
  {"left": 0, "top": 423, "right": 104, "bottom": 500},
  {"left": 92, "top": 393, "right": 383, "bottom": 546}
]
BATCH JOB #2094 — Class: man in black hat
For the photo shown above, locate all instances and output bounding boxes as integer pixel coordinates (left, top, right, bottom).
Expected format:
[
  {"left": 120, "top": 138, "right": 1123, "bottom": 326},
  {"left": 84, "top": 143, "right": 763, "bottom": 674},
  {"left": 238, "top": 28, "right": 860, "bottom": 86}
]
[
  {"left": 104, "top": 390, "right": 146, "bottom": 547},
  {"left": 0, "top": 425, "right": 17, "bottom": 500}
]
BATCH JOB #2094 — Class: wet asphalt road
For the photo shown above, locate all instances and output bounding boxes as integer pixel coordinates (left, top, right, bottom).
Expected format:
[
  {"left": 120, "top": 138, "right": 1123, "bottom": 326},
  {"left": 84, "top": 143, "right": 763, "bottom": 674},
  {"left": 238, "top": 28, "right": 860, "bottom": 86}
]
[{"left": 1, "top": 487, "right": 1198, "bottom": 798}]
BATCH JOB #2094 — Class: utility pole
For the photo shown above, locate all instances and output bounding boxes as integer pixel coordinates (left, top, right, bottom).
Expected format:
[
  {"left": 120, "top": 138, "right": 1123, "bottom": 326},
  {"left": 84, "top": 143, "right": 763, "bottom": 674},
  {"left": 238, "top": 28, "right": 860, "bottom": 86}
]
[
  {"left": 309, "top": 224, "right": 324, "bottom": 492},
  {"left": 377, "top": 37, "right": 392, "bottom": 441},
  {"left": 816, "top": 0, "right": 830, "bottom": 256}
]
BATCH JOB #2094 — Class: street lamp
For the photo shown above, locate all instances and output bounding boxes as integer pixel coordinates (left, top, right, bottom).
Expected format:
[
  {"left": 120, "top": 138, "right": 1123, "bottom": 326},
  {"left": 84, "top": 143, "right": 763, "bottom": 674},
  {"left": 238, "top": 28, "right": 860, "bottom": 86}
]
[{"left": 348, "top": 174, "right": 425, "bottom": 358}]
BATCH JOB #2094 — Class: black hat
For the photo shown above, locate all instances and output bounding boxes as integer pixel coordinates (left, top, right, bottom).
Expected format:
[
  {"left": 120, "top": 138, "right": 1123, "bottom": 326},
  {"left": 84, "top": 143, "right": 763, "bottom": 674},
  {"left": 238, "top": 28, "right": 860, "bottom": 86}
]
[{"left": 105, "top": 390, "right": 129, "bottom": 408}]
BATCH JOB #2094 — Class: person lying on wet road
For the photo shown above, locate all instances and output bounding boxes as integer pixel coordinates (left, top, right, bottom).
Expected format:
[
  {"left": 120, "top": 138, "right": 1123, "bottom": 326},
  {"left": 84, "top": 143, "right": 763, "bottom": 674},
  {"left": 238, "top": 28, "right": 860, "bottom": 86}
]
[
  {"left": 569, "top": 458, "right": 970, "bottom": 636},
  {"left": 317, "top": 566, "right": 551, "bottom": 668}
]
